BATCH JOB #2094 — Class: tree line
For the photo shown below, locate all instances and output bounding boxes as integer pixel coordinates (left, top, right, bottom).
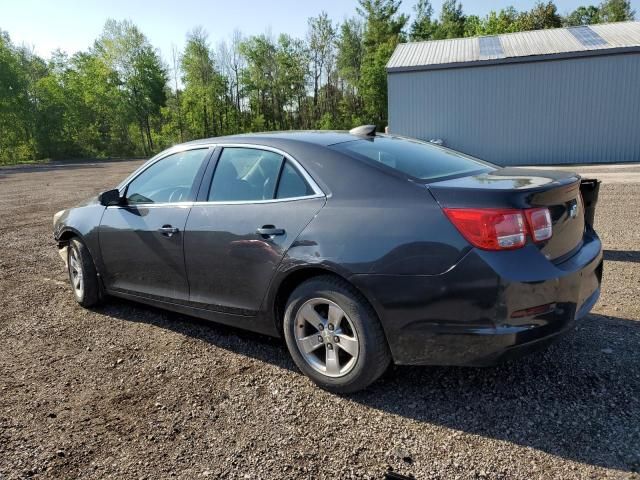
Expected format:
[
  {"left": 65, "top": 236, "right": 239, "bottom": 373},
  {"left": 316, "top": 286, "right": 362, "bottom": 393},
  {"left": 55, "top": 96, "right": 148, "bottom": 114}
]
[{"left": 0, "top": 0, "right": 635, "bottom": 164}]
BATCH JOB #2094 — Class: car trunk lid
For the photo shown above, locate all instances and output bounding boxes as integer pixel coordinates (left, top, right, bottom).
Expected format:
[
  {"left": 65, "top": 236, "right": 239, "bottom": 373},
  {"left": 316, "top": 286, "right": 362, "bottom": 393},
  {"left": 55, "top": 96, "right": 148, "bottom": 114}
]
[{"left": 427, "top": 167, "right": 589, "bottom": 261}]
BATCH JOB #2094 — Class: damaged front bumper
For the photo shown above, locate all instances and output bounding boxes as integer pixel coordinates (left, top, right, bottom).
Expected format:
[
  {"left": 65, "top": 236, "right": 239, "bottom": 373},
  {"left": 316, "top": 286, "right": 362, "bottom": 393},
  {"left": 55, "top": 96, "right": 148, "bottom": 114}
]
[{"left": 58, "top": 245, "right": 69, "bottom": 268}]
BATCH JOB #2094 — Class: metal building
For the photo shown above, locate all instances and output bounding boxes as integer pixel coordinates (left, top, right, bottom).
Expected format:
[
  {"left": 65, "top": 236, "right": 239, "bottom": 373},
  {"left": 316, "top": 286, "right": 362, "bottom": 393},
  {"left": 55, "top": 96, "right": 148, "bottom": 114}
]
[{"left": 387, "top": 22, "right": 640, "bottom": 165}]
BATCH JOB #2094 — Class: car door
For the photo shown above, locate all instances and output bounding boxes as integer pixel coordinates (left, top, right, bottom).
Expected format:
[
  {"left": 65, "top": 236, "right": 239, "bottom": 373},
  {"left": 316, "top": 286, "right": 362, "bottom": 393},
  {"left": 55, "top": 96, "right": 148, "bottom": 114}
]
[
  {"left": 99, "top": 147, "right": 212, "bottom": 301},
  {"left": 184, "top": 146, "right": 326, "bottom": 315}
]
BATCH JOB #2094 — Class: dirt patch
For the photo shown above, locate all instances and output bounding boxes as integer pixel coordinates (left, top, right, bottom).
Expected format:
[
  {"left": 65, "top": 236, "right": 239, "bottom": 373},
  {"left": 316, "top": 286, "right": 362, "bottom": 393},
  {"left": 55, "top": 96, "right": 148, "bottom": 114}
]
[{"left": 1, "top": 160, "right": 639, "bottom": 479}]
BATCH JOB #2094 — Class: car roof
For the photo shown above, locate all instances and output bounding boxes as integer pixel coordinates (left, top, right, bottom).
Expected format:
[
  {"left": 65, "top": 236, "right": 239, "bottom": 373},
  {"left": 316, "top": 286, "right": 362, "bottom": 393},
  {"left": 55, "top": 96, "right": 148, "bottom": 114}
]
[{"left": 180, "top": 130, "right": 361, "bottom": 148}]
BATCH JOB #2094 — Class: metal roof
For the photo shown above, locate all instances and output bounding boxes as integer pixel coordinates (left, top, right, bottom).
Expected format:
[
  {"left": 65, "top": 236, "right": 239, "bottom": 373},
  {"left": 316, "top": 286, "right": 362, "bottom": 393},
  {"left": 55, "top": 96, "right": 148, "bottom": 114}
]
[{"left": 387, "top": 21, "right": 640, "bottom": 72}]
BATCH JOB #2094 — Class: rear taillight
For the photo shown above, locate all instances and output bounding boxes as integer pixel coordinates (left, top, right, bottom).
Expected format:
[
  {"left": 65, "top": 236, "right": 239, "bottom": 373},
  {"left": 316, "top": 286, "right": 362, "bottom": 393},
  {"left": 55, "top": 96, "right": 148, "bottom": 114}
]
[
  {"left": 443, "top": 208, "right": 527, "bottom": 250},
  {"left": 443, "top": 207, "right": 552, "bottom": 251},
  {"left": 525, "top": 207, "right": 552, "bottom": 242}
]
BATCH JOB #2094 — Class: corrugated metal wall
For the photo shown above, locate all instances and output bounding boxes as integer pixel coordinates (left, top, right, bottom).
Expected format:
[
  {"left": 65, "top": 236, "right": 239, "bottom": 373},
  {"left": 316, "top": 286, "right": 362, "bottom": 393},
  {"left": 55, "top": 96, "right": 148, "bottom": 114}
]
[{"left": 388, "top": 53, "right": 640, "bottom": 165}]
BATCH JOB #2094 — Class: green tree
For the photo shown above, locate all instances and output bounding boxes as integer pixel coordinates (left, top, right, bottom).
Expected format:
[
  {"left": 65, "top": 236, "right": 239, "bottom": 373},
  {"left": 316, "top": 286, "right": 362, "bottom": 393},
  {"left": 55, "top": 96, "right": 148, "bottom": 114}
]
[
  {"left": 410, "top": 0, "right": 439, "bottom": 41},
  {"left": 598, "top": 0, "right": 635, "bottom": 21},
  {"left": 240, "top": 33, "right": 308, "bottom": 130},
  {"left": 336, "top": 18, "right": 364, "bottom": 92},
  {"left": 275, "top": 34, "right": 309, "bottom": 129},
  {"left": 63, "top": 51, "right": 132, "bottom": 157},
  {"left": 564, "top": 1, "right": 634, "bottom": 27},
  {"left": 216, "top": 30, "right": 246, "bottom": 133},
  {"left": 463, "top": 15, "right": 482, "bottom": 36},
  {"left": 564, "top": 5, "right": 601, "bottom": 25},
  {"left": 240, "top": 34, "right": 279, "bottom": 129},
  {"left": 181, "top": 27, "right": 226, "bottom": 138},
  {"left": 32, "top": 57, "right": 67, "bottom": 158},
  {"left": 357, "top": 0, "right": 408, "bottom": 126},
  {"left": 434, "top": 0, "right": 466, "bottom": 39},
  {"left": 307, "top": 12, "right": 336, "bottom": 121},
  {"left": 335, "top": 18, "right": 365, "bottom": 128},
  {"left": 0, "top": 31, "right": 35, "bottom": 162},
  {"left": 516, "top": 2, "right": 563, "bottom": 30},
  {"left": 482, "top": 7, "right": 521, "bottom": 34},
  {"left": 95, "top": 19, "right": 167, "bottom": 155}
]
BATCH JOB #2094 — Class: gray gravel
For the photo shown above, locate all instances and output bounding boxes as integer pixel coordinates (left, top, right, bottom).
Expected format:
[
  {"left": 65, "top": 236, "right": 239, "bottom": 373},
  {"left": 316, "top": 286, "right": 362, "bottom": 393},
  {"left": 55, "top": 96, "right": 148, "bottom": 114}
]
[{"left": 0, "top": 160, "right": 639, "bottom": 479}]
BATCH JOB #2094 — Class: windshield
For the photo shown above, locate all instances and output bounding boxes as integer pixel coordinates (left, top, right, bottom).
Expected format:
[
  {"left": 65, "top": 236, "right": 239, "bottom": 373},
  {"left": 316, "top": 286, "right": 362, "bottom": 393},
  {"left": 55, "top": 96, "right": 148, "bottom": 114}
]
[{"left": 331, "top": 136, "right": 495, "bottom": 181}]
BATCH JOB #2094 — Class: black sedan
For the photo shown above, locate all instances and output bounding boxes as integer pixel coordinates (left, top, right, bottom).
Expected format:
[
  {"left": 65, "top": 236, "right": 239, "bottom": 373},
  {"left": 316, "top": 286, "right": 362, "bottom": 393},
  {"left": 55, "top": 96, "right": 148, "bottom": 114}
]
[{"left": 53, "top": 127, "right": 603, "bottom": 392}]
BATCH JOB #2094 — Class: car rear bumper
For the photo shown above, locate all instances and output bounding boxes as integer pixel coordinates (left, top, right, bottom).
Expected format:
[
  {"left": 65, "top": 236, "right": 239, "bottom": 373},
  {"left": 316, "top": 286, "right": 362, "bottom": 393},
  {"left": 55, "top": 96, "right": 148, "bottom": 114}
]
[{"left": 350, "top": 229, "right": 603, "bottom": 366}]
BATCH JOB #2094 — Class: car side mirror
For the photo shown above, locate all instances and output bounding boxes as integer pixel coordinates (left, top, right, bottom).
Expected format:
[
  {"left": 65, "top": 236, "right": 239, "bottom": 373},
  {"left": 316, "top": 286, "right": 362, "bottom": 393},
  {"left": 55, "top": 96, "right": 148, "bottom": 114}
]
[{"left": 99, "top": 189, "right": 122, "bottom": 206}]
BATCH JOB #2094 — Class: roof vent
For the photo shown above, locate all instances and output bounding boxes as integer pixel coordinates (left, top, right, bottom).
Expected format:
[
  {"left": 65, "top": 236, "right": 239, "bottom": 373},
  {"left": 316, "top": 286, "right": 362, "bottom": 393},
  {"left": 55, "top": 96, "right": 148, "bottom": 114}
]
[{"left": 349, "top": 125, "right": 377, "bottom": 136}]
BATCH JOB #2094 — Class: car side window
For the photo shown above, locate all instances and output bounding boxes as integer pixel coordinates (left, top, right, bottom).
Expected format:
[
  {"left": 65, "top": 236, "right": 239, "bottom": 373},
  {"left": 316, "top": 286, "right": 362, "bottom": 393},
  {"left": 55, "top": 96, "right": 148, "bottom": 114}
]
[
  {"left": 276, "top": 161, "right": 315, "bottom": 199},
  {"left": 126, "top": 149, "right": 209, "bottom": 204},
  {"left": 208, "top": 148, "right": 284, "bottom": 201}
]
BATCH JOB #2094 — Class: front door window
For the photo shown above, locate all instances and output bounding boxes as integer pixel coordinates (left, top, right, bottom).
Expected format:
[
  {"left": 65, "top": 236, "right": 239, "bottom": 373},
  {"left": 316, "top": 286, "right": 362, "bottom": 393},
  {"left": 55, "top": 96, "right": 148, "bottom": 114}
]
[{"left": 126, "top": 149, "right": 210, "bottom": 204}]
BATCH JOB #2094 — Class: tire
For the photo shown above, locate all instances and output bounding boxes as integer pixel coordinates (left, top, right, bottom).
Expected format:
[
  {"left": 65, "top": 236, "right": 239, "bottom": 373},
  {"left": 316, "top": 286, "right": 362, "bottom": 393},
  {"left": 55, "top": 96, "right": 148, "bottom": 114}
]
[
  {"left": 283, "top": 275, "right": 391, "bottom": 393},
  {"left": 67, "top": 237, "right": 101, "bottom": 307}
]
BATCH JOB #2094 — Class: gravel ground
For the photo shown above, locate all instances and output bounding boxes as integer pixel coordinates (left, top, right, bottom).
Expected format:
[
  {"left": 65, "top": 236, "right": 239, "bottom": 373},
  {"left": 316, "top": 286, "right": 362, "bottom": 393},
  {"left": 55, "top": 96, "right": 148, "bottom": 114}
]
[{"left": 0, "top": 160, "right": 639, "bottom": 480}]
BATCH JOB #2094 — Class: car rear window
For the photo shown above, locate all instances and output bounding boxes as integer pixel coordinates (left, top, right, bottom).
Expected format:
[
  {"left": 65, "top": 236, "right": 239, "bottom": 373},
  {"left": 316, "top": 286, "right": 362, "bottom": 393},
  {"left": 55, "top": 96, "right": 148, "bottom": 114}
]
[{"left": 330, "top": 136, "right": 495, "bottom": 181}]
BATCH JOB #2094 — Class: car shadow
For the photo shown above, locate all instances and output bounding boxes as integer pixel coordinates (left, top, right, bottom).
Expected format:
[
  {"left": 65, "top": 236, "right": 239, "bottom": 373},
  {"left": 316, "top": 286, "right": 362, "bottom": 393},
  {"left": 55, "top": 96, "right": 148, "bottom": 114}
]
[
  {"left": 603, "top": 249, "right": 640, "bottom": 263},
  {"left": 100, "top": 299, "right": 640, "bottom": 473}
]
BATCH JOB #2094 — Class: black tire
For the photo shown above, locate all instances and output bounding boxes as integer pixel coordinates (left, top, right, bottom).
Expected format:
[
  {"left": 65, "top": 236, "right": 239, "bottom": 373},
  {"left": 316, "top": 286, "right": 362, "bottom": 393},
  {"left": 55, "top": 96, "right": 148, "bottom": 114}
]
[
  {"left": 67, "top": 237, "right": 101, "bottom": 307},
  {"left": 283, "top": 275, "right": 391, "bottom": 393}
]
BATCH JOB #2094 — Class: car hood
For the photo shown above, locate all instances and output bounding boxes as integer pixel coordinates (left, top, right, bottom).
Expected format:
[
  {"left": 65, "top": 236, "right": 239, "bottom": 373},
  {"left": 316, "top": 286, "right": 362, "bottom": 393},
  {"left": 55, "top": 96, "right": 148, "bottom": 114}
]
[{"left": 75, "top": 195, "right": 101, "bottom": 207}]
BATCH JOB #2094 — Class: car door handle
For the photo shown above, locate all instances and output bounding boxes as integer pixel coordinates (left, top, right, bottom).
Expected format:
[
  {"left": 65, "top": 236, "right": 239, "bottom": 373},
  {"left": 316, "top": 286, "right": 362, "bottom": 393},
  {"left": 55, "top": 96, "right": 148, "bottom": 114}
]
[
  {"left": 158, "top": 225, "right": 179, "bottom": 237},
  {"left": 256, "top": 226, "right": 285, "bottom": 237}
]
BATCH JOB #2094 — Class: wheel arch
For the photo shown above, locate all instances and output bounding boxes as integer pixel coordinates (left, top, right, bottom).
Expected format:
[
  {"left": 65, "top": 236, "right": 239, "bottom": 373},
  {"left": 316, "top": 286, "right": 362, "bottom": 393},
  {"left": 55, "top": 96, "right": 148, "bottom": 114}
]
[
  {"left": 56, "top": 228, "right": 105, "bottom": 292},
  {"left": 56, "top": 227, "right": 83, "bottom": 245},
  {"left": 269, "top": 265, "right": 386, "bottom": 339}
]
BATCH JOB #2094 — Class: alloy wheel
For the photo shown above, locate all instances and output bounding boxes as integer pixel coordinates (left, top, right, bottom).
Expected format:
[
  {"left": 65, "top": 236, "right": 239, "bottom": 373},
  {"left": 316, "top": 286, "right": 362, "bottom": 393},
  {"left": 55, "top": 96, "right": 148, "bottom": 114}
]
[
  {"left": 69, "top": 248, "right": 84, "bottom": 298},
  {"left": 294, "top": 298, "right": 360, "bottom": 377}
]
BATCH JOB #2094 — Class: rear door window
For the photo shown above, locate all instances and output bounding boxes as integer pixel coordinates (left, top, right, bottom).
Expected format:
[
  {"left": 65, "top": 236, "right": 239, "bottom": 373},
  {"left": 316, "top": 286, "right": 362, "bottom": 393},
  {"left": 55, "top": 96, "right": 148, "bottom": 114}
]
[
  {"left": 209, "top": 148, "right": 284, "bottom": 201},
  {"left": 330, "top": 136, "right": 495, "bottom": 181},
  {"left": 208, "top": 148, "right": 318, "bottom": 202}
]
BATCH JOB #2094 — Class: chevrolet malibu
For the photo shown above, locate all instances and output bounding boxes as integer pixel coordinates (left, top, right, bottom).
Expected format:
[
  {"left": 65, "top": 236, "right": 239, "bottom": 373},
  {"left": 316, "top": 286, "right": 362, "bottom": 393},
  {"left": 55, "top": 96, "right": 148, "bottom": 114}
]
[{"left": 53, "top": 127, "right": 603, "bottom": 392}]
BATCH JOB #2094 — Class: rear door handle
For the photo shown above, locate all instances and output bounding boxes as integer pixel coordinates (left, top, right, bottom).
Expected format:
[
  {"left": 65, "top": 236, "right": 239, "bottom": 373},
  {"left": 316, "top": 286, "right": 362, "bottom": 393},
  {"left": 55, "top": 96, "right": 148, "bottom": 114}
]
[
  {"left": 256, "top": 226, "right": 285, "bottom": 237},
  {"left": 158, "top": 225, "right": 179, "bottom": 237}
]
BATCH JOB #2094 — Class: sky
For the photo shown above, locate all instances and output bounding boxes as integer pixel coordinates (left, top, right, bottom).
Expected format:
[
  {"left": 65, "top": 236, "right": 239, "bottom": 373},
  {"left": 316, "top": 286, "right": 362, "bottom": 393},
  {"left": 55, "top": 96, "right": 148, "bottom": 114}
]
[{"left": 2, "top": 0, "right": 638, "bottom": 63}]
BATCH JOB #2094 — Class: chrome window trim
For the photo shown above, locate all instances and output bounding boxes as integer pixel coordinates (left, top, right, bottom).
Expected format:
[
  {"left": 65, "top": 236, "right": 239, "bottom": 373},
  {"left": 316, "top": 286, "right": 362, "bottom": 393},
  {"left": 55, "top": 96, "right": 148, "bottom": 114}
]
[
  {"left": 113, "top": 142, "right": 326, "bottom": 207},
  {"left": 211, "top": 143, "right": 324, "bottom": 198},
  {"left": 106, "top": 194, "right": 324, "bottom": 209},
  {"left": 106, "top": 203, "right": 195, "bottom": 210}
]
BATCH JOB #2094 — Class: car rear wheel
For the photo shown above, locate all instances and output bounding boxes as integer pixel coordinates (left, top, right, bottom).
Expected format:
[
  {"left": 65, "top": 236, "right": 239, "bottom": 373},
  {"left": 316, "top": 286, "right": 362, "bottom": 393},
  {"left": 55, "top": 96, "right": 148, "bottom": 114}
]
[
  {"left": 67, "top": 238, "right": 100, "bottom": 307},
  {"left": 283, "top": 275, "right": 390, "bottom": 393}
]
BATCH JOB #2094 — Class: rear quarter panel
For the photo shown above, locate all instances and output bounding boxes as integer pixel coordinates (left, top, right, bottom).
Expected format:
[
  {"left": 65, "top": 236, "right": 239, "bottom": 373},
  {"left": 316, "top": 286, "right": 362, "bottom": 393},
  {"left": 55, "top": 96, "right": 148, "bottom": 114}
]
[{"left": 272, "top": 144, "right": 471, "bottom": 277}]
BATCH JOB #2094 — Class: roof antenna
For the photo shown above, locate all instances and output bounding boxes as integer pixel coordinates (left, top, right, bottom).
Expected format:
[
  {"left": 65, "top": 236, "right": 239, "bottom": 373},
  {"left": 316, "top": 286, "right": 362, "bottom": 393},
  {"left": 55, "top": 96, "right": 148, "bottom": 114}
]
[{"left": 349, "top": 125, "right": 377, "bottom": 136}]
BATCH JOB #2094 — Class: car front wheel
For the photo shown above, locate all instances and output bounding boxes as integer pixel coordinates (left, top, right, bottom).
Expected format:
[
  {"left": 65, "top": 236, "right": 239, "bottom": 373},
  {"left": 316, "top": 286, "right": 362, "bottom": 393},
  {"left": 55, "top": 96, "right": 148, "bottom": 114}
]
[
  {"left": 67, "top": 238, "right": 100, "bottom": 307},
  {"left": 283, "top": 275, "right": 390, "bottom": 393}
]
